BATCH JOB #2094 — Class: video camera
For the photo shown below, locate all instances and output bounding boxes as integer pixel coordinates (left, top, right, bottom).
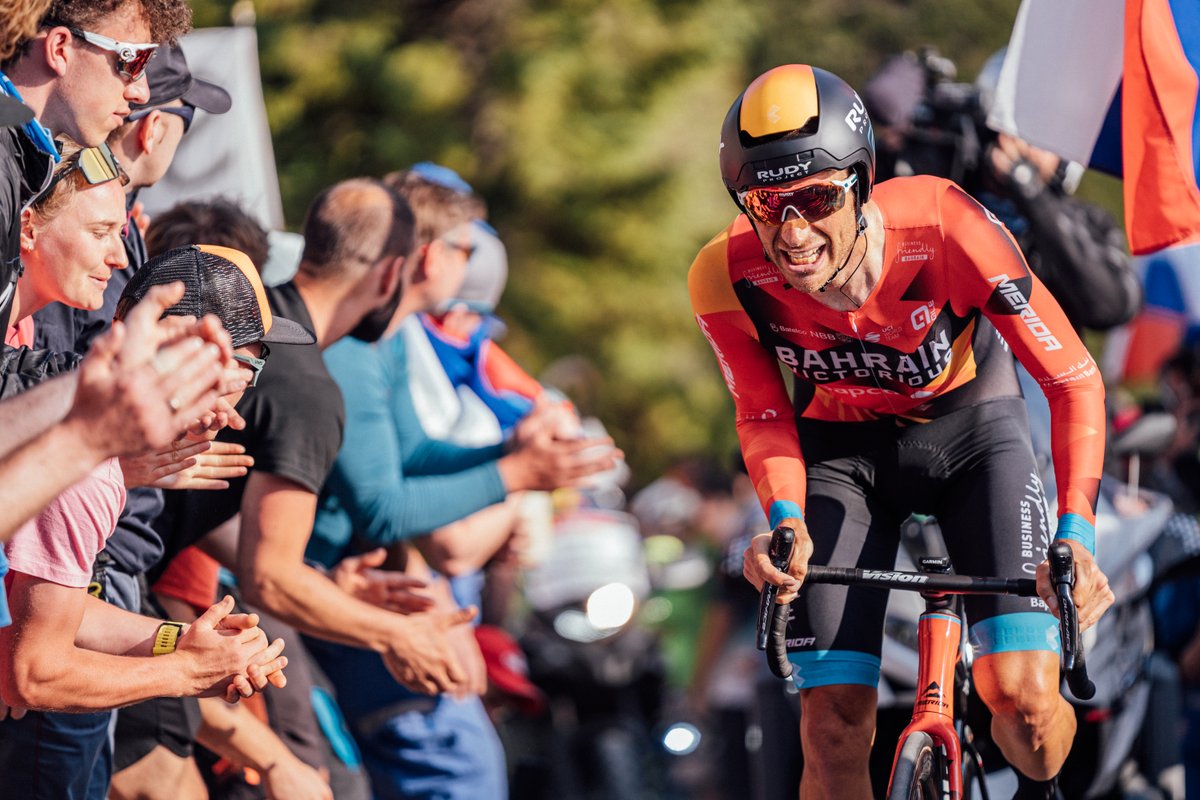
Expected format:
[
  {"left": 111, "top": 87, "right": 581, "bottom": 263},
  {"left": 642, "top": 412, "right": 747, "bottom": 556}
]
[{"left": 883, "top": 47, "right": 998, "bottom": 191}]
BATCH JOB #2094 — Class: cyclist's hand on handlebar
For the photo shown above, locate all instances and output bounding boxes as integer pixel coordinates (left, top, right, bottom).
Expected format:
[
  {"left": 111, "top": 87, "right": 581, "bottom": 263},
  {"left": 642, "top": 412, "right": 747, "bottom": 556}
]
[
  {"left": 1035, "top": 539, "right": 1114, "bottom": 632},
  {"left": 742, "top": 518, "right": 812, "bottom": 604}
]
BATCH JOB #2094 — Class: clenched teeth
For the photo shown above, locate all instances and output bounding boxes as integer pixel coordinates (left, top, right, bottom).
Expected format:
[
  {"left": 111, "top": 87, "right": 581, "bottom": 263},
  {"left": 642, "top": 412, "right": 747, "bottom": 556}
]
[{"left": 782, "top": 245, "right": 824, "bottom": 266}]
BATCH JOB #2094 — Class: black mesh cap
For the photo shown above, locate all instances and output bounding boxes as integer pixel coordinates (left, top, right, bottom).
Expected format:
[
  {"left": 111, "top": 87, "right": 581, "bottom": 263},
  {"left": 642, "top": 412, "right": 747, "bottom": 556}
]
[{"left": 116, "top": 245, "right": 315, "bottom": 347}]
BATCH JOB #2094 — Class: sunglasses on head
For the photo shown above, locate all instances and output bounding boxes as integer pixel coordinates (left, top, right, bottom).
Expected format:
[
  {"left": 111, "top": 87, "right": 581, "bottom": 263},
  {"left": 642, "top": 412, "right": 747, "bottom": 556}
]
[
  {"left": 233, "top": 343, "right": 271, "bottom": 388},
  {"left": 35, "top": 141, "right": 129, "bottom": 203},
  {"left": 738, "top": 173, "right": 858, "bottom": 227},
  {"left": 128, "top": 103, "right": 194, "bottom": 134},
  {"left": 60, "top": 25, "right": 158, "bottom": 82}
]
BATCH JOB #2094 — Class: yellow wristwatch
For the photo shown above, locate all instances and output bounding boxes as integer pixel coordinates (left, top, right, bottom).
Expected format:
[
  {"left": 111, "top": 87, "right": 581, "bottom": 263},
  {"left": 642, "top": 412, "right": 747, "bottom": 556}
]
[{"left": 152, "top": 622, "right": 185, "bottom": 656}]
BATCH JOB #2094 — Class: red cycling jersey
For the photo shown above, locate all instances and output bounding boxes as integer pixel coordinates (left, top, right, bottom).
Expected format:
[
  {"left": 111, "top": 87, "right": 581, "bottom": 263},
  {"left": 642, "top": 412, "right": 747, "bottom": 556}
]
[{"left": 689, "top": 175, "right": 1105, "bottom": 526}]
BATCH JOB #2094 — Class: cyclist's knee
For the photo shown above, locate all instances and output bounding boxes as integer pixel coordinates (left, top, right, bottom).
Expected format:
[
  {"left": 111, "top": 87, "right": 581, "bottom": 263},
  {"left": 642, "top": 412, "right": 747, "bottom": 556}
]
[
  {"left": 799, "top": 684, "right": 876, "bottom": 755},
  {"left": 973, "top": 650, "right": 1061, "bottom": 727}
]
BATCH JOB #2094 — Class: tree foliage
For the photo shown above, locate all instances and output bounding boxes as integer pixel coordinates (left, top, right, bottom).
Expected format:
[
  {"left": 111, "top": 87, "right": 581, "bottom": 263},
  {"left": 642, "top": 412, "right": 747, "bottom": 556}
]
[{"left": 192, "top": 0, "right": 1026, "bottom": 486}]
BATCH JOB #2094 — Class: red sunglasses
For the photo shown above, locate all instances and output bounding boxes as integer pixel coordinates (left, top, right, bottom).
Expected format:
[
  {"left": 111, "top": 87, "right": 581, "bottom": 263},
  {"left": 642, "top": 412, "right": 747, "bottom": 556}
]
[
  {"left": 65, "top": 27, "right": 158, "bottom": 82},
  {"left": 738, "top": 173, "right": 858, "bottom": 227}
]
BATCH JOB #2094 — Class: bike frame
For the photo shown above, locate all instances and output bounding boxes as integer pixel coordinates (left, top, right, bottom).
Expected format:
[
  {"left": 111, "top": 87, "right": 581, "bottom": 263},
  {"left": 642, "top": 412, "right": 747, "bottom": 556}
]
[
  {"left": 886, "top": 597, "right": 965, "bottom": 798},
  {"left": 758, "top": 529, "right": 1093, "bottom": 800}
]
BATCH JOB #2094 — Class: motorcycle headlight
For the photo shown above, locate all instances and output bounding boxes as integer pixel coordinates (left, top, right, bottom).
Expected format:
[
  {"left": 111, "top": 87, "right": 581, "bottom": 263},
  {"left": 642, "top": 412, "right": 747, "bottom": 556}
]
[
  {"left": 662, "top": 722, "right": 702, "bottom": 756},
  {"left": 586, "top": 582, "right": 636, "bottom": 630}
]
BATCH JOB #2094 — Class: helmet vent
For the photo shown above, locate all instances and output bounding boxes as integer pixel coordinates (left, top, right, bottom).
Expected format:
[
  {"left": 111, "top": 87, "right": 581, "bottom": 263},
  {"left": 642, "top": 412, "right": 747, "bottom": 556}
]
[{"left": 740, "top": 117, "right": 818, "bottom": 149}]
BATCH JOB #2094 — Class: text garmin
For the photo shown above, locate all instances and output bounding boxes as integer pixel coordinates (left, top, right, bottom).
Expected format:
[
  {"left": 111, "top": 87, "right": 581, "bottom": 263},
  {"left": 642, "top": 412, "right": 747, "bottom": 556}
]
[{"left": 987, "top": 274, "right": 1063, "bottom": 351}]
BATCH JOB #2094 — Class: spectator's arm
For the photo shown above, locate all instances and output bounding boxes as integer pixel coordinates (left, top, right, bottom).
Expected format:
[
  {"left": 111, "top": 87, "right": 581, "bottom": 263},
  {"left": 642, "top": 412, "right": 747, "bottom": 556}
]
[
  {"left": 415, "top": 495, "right": 522, "bottom": 577},
  {"left": 325, "top": 344, "right": 508, "bottom": 546},
  {"left": 235, "top": 470, "right": 474, "bottom": 696},
  {"left": 0, "top": 575, "right": 274, "bottom": 711},
  {"left": 196, "top": 698, "right": 332, "bottom": 800},
  {"left": 73, "top": 593, "right": 173, "bottom": 655},
  {"left": 0, "top": 369, "right": 75, "bottom": 454}
]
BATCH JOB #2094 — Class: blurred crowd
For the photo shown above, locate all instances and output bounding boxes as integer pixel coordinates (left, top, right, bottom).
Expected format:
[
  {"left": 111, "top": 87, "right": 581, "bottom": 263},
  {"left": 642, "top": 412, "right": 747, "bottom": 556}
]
[{"left": 2, "top": 1, "right": 1200, "bottom": 799}]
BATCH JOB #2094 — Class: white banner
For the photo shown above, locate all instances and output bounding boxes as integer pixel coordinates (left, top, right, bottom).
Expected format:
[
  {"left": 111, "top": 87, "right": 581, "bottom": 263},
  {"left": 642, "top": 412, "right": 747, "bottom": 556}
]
[
  {"left": 139, "top": 26, "right": 285, "bottom": 231},
  {"left": 987, "top": 0, "right": 1124, "bottom": 166}
]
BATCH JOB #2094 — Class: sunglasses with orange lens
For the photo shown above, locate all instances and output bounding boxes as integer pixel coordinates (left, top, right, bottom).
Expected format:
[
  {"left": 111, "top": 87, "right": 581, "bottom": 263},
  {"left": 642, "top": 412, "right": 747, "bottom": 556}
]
[{"left": 738, "top": 173, "right": 858, "bottom": 227}]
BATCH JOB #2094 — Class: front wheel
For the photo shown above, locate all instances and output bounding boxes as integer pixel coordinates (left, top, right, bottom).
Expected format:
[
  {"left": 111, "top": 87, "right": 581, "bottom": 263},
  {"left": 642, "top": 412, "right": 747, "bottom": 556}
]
[{"left": 888, "top": 731, "right": 944, "bottom": 800}]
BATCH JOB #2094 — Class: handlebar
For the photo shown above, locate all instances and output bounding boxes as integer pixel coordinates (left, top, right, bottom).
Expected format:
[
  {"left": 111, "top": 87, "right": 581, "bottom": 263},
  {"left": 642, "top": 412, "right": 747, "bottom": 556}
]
[{"left": 754, "top": 527, "right": 1095, "bottom": 699}]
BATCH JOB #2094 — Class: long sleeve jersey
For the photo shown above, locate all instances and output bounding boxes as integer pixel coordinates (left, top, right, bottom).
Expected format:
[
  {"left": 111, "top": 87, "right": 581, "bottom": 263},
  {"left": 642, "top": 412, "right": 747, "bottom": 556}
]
[{"left": 689, "top": 175, "right": 1105, "bottom": 530}]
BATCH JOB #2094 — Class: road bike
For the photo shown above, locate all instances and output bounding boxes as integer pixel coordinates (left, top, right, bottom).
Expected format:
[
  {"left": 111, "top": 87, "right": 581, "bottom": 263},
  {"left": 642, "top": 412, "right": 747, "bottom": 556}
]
[{"left": 757, "top": 527, "right": 1094, "bottom": 800}]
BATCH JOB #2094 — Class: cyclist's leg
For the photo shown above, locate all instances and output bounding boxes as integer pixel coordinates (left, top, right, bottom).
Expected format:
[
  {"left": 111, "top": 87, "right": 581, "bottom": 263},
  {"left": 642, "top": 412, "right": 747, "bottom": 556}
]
[
  {"left": 792, "top": 420, "right": 904, "bottom": 799},
  {"left": 928, "top": 398, "right": 1074, "bottom": 782}
]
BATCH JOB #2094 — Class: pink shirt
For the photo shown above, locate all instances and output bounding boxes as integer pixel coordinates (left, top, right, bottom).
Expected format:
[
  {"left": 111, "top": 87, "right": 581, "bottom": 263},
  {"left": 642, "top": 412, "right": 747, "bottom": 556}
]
[{"left": 5, "top": 459, "right": 126, "bottom": 588}]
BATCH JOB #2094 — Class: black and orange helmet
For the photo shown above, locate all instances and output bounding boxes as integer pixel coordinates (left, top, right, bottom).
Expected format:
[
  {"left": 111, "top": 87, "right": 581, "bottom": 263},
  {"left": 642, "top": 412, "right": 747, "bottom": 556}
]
[{"left": 720, "top": 65, "right": 876, "bottom": 210}]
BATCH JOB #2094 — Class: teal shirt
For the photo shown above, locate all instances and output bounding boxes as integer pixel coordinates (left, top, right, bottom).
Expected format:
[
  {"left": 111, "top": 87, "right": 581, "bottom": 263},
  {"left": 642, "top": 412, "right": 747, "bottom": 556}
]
[{"left": 308, "top": 333, "right": 507, "bottom": 568}]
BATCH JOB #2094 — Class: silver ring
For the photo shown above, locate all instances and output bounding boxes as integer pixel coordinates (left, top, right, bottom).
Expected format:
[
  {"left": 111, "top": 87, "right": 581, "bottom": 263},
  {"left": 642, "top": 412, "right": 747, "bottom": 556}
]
[{"left": 167, "top": 396, "right": 182, "bottom": 412}]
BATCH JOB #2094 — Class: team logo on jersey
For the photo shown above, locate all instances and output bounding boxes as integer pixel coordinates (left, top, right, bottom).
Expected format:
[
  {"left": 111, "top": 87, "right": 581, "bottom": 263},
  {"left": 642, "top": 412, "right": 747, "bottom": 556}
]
[
  {"left": 860, "top": 326, "right": 903, "bottom": 343},
  {"left": 897, "top": 242, "right": 935, "bottom": 263},
  {"left": 697, "top": 314, "right": 740, "bottom": 399},
  {"left": 745, "top": 265, "right": 780, "bottom": 287},
  {"left": 910, "top": 302, "right": 936, "bottom": 331},
  {"left": 987, "top": 273, "right": 1062, "bottom": 352},
  {"left": 772, "top": 318, "right": 956, "bottom": 389}
]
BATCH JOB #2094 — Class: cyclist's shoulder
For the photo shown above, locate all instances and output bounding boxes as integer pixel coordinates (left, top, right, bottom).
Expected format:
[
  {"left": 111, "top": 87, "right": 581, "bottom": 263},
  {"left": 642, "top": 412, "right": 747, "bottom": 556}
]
[
  {"left": 689, "top": 216, "right": 750, "bottom": 313},
  {"left": 874, "top": 175, "right": 977, "bottom": 225}
]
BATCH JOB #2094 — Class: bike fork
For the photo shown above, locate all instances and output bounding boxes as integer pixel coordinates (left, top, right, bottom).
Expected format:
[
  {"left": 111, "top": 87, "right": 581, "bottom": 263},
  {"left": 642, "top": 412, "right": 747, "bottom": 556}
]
[{"left": 887, "top": 568, "right": 965, "bottom": 798}]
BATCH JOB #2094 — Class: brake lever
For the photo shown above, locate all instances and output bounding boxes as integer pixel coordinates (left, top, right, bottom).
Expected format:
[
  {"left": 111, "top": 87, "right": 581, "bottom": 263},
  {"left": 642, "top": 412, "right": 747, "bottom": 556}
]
[
  {"left": 1048, "top": 540, "right": 1096, "bottom": 700},
  {"left": 756, "top": 526, "right": 796, "bottom": 679}
]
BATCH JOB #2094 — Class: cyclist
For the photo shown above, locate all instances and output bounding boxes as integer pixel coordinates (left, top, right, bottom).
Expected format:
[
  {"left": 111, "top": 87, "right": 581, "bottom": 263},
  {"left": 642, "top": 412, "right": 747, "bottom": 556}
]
[{"left": 689, "top": 64, "right": 1114, "bottom": 798}]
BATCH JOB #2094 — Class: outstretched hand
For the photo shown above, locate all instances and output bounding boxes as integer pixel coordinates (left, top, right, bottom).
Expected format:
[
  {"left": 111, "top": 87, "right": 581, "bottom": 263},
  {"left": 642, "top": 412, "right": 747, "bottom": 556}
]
[{"left": 332, "top": 548, "right": 435, "bottom": 614}]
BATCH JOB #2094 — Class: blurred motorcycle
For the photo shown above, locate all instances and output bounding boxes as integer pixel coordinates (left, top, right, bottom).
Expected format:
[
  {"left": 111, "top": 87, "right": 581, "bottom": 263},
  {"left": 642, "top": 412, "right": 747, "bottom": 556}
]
[{"left": 517, "top": 508, "right": 681, "bottom": 800}]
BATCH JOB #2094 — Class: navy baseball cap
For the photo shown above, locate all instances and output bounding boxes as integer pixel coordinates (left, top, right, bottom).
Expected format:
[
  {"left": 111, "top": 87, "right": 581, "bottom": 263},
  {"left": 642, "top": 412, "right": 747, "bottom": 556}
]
[{"left": 131, "top": 44, "right": 231, "bottom": 115}]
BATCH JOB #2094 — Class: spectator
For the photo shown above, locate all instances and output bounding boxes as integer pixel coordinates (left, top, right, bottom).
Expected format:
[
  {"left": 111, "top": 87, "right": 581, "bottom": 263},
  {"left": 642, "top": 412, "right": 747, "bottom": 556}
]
[
  {"left": 35, "top": 41, "right": 231, "bottom": 354},
  {"left": 0, "top": 244, "right": 291, "bottom": 799},
  {"left": 8, "top": 139, "right": 128, "bottom": 347},
  {"left": 130, "top": 209, "right": 350, "bottom": 800},
  {"left": 0, "top": 0, "right": 191, "bottom": 342},
  {"left": 108, "top": 244, "right": 329, "bottom": 800},
  {"left": 158, "top": 178, "right": 475, "bottom": 702},
  {"left": 306, "top": 165, "right": 616, "bottom": 799}
]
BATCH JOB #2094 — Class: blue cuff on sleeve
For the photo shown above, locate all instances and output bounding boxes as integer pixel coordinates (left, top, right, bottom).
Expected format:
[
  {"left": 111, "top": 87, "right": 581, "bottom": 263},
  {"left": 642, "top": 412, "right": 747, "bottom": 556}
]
[
  {"left": 768, "top": 501, "right": 804, "bottom": 530},
  {"left": 1054, "top": 512, "right": 1095, "bottom": 555}
]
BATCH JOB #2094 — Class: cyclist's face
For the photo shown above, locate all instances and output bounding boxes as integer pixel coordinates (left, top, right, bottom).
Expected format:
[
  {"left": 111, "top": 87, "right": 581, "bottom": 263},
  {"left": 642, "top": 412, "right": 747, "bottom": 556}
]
[{"left": 749, "top": 168, "right": 859, "bottom": 295}]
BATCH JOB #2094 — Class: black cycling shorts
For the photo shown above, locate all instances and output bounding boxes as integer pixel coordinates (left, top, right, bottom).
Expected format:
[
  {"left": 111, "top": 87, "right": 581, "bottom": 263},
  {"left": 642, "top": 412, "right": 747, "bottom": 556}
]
[{"left": 785, "top": 396, "right": 1059, "bottom": 689}]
